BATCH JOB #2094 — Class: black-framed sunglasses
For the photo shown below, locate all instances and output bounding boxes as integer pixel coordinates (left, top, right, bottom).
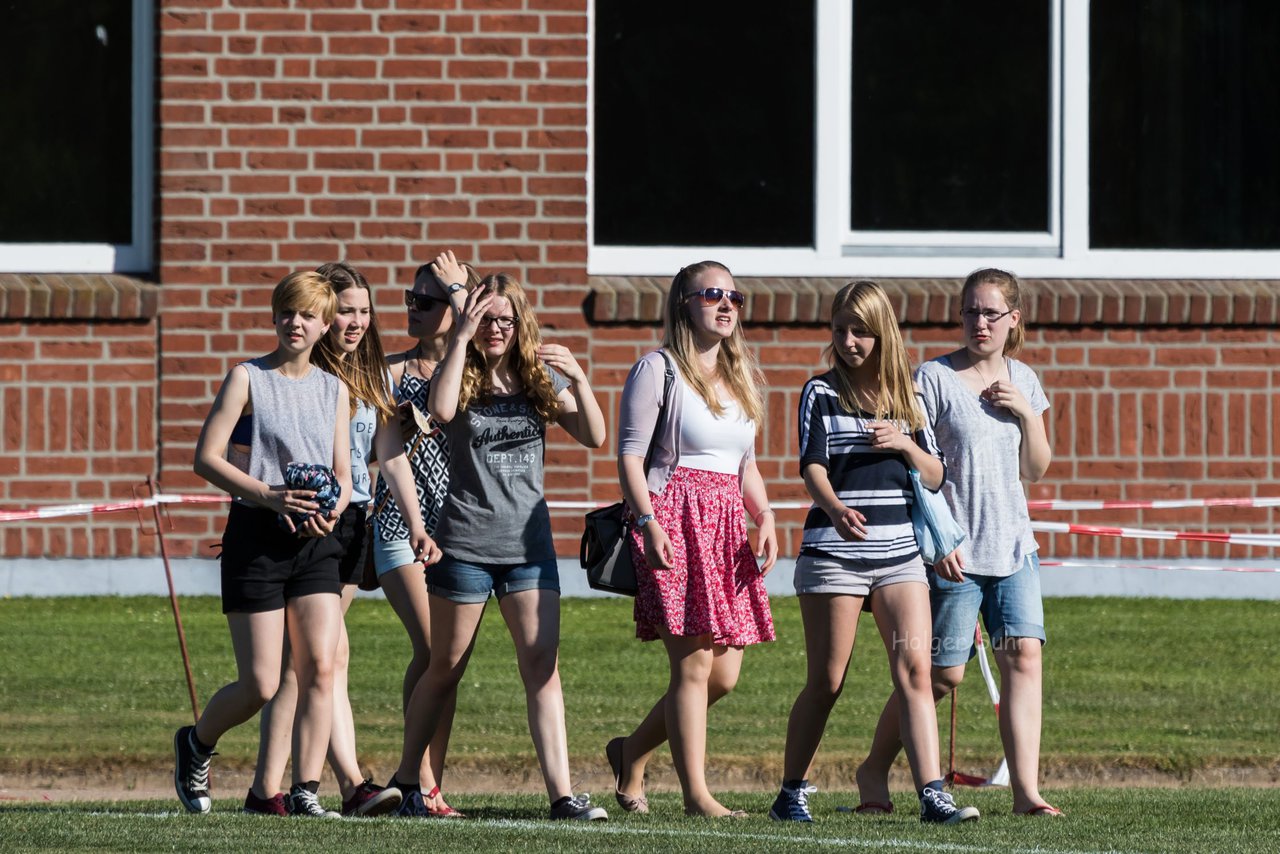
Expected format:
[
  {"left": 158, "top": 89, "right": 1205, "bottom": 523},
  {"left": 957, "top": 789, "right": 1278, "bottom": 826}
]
[
  {"left": 960, "top": 307, "right": 1014, "bottom": 323},
  {"left": 405, "top": 290, "right": 449, "bottom": 311},
  {"left": 685, "top": 287, "right": 746, "bottom": 308}
]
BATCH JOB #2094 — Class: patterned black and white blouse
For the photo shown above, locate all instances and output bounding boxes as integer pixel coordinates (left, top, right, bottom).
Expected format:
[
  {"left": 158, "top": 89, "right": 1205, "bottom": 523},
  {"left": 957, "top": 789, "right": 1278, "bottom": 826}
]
[{"left": 372, "top": 367, "right": 449, "bottom": 541}]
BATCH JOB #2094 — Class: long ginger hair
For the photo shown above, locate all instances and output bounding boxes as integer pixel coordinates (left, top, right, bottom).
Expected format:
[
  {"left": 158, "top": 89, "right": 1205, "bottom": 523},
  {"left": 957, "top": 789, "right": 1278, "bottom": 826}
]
[{"left": 458, "top": 273, "right": 561, "bottom": 423}]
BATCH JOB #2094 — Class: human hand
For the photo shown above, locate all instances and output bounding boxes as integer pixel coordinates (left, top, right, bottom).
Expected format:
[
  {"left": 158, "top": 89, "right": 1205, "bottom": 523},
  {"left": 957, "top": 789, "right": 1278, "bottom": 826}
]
[
  {"left": 266, "top": 487, "right": 319, "bottom": 532},
  {"left": 430, "top": 250, "right": 469, "bottom": 301},
  {"left": 829, "top": 504, "right": 868, "bottom": 541},
  {"left": 455, "top": 285, "right": 495, "bottom": 342},
  {"left": 981, "top": 380, "right": 1032, "bottom": 419},
  {"left": 868, "top": 420, "right": 913, "bottom": 454},
  {"left": 756, "top": 516, "right": 778, "bottom": 575},
  {"left": 642, "top": 521, "right": 675, "bottom": 570},
  {"left": 934, "top": 547, "right": 966, "bottom": 582},
  {"left": 536, "top": 343, "right": 587, "bottom": 383},
  {"left": 409, "top": 527, "right": 443, "bottom": 566},
  {"left": 297, "top": 509, "right": 337, "bottom": 539}
]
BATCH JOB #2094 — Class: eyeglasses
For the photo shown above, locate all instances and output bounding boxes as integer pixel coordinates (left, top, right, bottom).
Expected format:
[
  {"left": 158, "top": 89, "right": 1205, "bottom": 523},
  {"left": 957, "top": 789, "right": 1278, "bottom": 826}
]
[
  {"left": 405, "top": 290, "right": 449, "bottom": 311},
  {"left": 685, "top": 287, "right": 746, "bottom": 308},
  {"left": 478, "top": 315, "right": 517, "bottom": 331},
  {"left": 960, "top": 307, "right": 1014, "bottom": 323}
]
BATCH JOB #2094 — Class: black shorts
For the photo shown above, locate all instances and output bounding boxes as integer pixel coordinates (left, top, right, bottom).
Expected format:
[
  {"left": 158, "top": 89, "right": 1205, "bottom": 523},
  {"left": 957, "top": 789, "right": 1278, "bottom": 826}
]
[
  {"left": 335, "top": 503, "right": 369, "bottom": 586},
  {"left": 219, "top": 503, "right": 343, "bottom": 614}
]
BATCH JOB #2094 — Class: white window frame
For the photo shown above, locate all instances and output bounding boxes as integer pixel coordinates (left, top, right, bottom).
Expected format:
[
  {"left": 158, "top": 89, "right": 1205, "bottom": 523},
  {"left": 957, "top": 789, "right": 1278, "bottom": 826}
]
[
  {"left": 588, "top": 0, "right": 1280, "bottom": 280},
  {"left": 0, "top": 0, "right": 153, "bottom": 274}
]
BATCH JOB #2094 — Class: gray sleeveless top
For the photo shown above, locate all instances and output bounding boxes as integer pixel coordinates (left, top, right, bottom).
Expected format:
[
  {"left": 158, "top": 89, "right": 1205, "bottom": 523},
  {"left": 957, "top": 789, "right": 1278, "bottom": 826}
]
[{"left": 237, "top": 357, "right": 341, "bottom": 506}]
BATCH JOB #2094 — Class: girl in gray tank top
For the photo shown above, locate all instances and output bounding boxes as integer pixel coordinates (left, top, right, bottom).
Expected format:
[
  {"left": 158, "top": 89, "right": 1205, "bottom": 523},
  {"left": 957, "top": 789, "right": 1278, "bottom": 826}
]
[{"left": 180, "top": 271, "right": 353, "bottom": 819}]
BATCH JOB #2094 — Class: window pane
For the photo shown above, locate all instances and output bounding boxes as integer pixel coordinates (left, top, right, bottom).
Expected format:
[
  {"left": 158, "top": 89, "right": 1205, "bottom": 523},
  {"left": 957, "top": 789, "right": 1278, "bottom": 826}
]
[
  {"left": 851, "top": 1, "right": 1051, "bottom": 232},
  {"left": 594, "top": 2, "right": 815, "bottom": 247},
  {"left": 1, "top": 1, "right": 133, "bottom": 244},
  {"left": 1091, "top": 2, "right": 1280, "bottom": 249}
]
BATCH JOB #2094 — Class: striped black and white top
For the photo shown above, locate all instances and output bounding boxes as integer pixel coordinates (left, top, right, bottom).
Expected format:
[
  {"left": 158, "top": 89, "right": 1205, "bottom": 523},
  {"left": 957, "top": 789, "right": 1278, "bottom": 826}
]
[{"left": 797, "top": 372, "right": 943, "bottom": 567}]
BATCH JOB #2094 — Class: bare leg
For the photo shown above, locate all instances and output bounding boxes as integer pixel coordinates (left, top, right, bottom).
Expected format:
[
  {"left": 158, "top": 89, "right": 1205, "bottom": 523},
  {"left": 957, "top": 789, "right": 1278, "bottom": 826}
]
[
  {"left": 251, "top": 630, "right": 295, "bottom": 799},
  {"left": 614, "top": 645, "right": 741, "bottom": 801},
  {"left": 284, "top": 592, "right": 342, "bottom": 785},
  {"left": 871, "top": 583, "right": 941, "bottom": 789},
  {"left": 660, "top": 631, "right": 742, "bottom": 817},
  {"left": 498, "top": 589, "right": 572, "bottom": 802},
  {"left": 326, "top": 585, "right": 365, "bottom": 796},
  {"left": 781, "top": 594, "right": 861, "bottom": 781},
  {"left": 995, "top": 637, "right": 1047, "bottom": 811},
  {"left": 194, "top": 610, "right": 287, "bottom": 748},
  {"left": 381, "top": 561, "right": 460, "bottom": 797},
  {"left": 857, "top": 663, "right": 965, "bottom": 805},
  {"left": 394, "top": 596, "right": 485, "bottom": 785}
]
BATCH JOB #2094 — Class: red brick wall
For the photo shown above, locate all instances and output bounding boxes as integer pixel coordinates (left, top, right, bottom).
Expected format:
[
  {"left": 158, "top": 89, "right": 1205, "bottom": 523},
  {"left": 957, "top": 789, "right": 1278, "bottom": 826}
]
[{"left": 2, "top": 2, "right": 1277, "bottom": 566}]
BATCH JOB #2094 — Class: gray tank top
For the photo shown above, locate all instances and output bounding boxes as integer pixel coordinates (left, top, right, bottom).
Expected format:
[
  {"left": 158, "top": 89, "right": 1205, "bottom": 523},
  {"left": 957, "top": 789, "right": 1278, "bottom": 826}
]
[{"left": 239, "top": 357, "right": 341, "bottom": 503}]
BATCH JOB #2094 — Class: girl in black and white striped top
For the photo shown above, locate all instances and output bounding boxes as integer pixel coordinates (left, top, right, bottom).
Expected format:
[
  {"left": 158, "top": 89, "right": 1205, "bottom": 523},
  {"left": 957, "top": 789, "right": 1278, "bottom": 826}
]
[{"left": 769, "top": 281, "right": 978, "bottom": 825}]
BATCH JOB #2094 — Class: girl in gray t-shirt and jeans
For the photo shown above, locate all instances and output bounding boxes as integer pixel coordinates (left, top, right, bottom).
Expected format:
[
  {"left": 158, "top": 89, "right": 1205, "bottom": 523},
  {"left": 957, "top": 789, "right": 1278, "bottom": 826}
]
[
  {"left": 387, "top": 272, "right": 611, "bottom": 822},
  {"left": 857, "top": 268, "right": 1062, "bottom": 818}
]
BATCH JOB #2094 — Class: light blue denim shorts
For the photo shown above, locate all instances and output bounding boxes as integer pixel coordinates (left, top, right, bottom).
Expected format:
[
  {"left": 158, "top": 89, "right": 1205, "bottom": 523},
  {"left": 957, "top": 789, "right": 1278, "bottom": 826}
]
[
  {"left": 373, "top": 535, "right": 420, "bottom": 577},
  {"left": 929, "top": 552, "right": 1046, "bottom": 667},
  {"left": 428, "top": 555, "right": 560, "bottom": 604}
]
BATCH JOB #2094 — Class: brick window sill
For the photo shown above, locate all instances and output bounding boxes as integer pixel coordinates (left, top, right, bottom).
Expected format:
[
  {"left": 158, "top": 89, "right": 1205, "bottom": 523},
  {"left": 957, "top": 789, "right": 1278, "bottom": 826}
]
[
  {"left": 0, "top": 274, "right": 159, "bottom": 321},
  {"left": 587, "top": 277, "right": 1280, "bottom": 326}
]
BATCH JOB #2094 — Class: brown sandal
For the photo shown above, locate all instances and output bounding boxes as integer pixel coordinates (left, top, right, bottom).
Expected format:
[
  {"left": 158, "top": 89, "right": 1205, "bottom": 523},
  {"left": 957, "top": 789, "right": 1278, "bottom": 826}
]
[{"left": 605, "top": 737, "right": 649, "bottom": 814}]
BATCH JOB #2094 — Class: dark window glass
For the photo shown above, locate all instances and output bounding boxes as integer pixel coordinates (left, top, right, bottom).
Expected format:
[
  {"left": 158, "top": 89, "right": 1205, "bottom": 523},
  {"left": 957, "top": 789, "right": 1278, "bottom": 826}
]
[
  {"left": 594, "top": 2, "right": 815, "bottom": 247},
  {"left": 1091, "top": 2, "right": 1280, "bottom": 249},
  {"left": 0, "top": 1, "right": 134, "bottom": 244},
  {"left": 851, "top": 1, "right": 1051, "bottom": 232}
]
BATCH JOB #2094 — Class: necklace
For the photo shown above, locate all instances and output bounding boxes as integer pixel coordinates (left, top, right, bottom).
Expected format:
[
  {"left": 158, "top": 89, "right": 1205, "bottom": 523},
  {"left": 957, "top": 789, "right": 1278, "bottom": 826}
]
[{"left": 970, "top": 355, "right": 1002, "bottom": 390}]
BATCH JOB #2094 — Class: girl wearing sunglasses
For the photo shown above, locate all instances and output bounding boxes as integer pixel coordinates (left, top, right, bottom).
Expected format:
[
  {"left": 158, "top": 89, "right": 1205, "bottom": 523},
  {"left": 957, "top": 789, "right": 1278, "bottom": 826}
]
[
  {"left": 369, "top": 250, "right": 478, "bottom": 817},
  {"left": 857, "top": 268, "right": 1058, "bottom": 818},
  {"left": 608, "top": 261, "right": 777, "bottom": 818},
  {"left": 769, "top": 280, "right": 977, "bottom": 824},
  {"left": 390, "top": 272, "right": 609, "bottom": 821}
]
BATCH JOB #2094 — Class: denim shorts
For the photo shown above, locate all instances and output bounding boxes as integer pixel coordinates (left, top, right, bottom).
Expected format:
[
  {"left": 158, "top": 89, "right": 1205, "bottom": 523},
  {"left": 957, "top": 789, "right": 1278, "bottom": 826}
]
[
  {"left": 929, "top": 552, "right": 1046, "bottom": 667},
  {"left": 373, "top": 534, "right": 419, "bottom": 577},
  {"left": 428, "top": 555, "right": 560, "bottom": 604}
]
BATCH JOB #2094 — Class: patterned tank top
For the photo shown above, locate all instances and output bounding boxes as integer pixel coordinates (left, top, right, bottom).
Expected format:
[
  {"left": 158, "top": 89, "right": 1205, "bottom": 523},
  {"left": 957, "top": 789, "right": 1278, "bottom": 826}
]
[{"left": 372, "top": 367, "right": 449, "bottom": 541}]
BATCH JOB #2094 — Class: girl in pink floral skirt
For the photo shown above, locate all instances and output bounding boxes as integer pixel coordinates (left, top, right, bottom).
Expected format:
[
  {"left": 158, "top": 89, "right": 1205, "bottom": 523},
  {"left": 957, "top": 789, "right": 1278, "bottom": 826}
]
[{"left": 607, "top": 260, "right": 778, "bottom": 818}]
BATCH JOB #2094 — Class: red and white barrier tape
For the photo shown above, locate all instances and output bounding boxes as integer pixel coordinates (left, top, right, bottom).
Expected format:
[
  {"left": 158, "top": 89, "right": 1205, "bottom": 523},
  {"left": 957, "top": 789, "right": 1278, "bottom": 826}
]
[
  {"left": 1041, "top": 559, "right": 1280, "bottom": 574},
  {"left": 0, "top": 494, "right": 227, "bottom": 523},
  {"left": 1030, "top": 521, "right": 1280, "bottom": 548}
]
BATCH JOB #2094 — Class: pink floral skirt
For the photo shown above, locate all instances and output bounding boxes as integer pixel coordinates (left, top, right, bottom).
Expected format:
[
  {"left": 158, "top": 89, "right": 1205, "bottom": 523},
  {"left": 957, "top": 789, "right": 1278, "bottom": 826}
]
[{"left": 629, "top": 467, "right": 775, "bottom": 646}]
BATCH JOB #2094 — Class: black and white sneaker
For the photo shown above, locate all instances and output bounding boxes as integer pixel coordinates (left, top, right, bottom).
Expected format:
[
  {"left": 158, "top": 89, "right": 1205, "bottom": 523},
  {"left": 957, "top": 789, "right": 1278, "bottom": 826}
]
[
  {"left": 768, "top": 781, "right": 816, "bottom": 822},
  {"left": 919, "top": 787, "right": 980, "bottom": 824},
  {"left": 286, "top": 784, "right": 341, "bottom": 818},
  {"left": 549, "top": 794, "right": 608, "bottom": 821},
  {"left": 173, "top": 726, "right": 213, "bottom": 814}
]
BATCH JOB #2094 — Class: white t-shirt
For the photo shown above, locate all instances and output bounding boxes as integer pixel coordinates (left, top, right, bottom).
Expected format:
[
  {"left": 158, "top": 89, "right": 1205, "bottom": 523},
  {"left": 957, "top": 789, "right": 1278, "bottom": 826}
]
[{"left": 676, "top": 381, "right": 756, "bottom": 475}]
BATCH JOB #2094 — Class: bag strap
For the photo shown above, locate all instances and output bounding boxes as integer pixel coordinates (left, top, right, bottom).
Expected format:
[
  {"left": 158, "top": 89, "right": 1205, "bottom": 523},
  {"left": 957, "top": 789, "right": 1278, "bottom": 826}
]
[
  {"left": 368, "top": 427, "right": 429, "bottom": 520},
  {"left": 641, "top": 349, "right": 676, "bottom": 476}
]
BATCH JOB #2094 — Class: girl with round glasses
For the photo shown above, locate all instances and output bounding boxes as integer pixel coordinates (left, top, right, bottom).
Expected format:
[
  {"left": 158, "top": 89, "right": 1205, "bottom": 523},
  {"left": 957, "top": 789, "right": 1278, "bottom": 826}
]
[
  {"left": 391, "top": 272, "right": 610, "bottom": 821},
  {"left": 608, "top": 260, "right": 777, "bottom": 818},
  {"left": 856, "top": 268, "right": 1060, "bottom": 818}
]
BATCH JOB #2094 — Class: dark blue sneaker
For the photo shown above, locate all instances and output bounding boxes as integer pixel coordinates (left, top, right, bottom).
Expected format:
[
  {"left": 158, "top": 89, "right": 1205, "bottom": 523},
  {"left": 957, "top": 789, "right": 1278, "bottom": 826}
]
[
  {"left": 919, "top": 787, "right": 980, "bottom": 824},
  {"left": 173, "top": 726, "right": 213, "bottom": 814},
  {"left": 768, "top": 782, "right": 816, "bottom": 822},
  {"left": 395, "top": 789, "right": 430, "bottom": 818}
]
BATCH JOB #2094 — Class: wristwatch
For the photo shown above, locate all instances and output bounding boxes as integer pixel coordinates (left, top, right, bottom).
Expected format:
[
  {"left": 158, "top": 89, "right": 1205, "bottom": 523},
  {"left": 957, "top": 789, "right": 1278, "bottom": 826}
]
[
  {"left": 446, "top": 282, "right": 465, "bottom": 295},
  {"left": 635, "top": 513, "right": 655, "bottom": 529}
]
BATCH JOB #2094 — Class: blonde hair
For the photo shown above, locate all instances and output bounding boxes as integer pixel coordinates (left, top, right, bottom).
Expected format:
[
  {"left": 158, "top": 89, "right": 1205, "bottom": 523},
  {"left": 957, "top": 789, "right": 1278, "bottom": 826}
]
[
  {"left": 271, "top": 271, "right": 337, "bottom": 324},
  {"left": 311, "top": 261, "right": 396, "bottom": 422},
  {"left": 662, "top": 261, "right": 764, "bottom": 424},
  {"left": 961, "top": 267, "right": 1025, "bottom": 357},
  {"left": 825, "top": 280, "right": 922, "bottom": 430},
  {"left": 458, "top": 273, "right": 561, "bottom": 423}
]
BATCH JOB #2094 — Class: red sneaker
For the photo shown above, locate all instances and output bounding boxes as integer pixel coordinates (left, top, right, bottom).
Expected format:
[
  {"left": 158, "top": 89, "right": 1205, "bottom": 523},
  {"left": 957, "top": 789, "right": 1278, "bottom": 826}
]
[
  {"left": 243, "top": 789, "right": 288, "bottom": 816},
  {"left": 341, "top": 779, "right": 402, "bottom": 817}
]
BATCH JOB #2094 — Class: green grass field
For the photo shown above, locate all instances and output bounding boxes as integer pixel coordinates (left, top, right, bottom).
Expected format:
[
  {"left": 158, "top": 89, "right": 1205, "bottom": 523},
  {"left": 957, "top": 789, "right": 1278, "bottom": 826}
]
[{"left": 2, "top": 594, "right": 1279, "bottom": 851}]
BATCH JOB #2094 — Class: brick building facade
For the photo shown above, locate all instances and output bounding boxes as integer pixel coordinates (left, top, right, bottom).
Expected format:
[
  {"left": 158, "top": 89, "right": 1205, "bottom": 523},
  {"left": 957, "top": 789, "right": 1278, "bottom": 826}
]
[{"left": 2, "top": 2, "right": 1278, "bottom": 565}]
